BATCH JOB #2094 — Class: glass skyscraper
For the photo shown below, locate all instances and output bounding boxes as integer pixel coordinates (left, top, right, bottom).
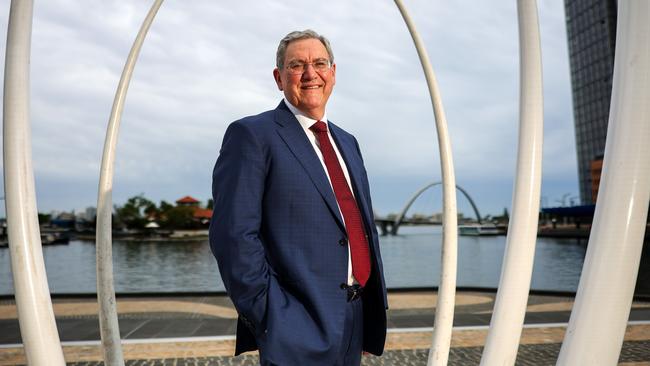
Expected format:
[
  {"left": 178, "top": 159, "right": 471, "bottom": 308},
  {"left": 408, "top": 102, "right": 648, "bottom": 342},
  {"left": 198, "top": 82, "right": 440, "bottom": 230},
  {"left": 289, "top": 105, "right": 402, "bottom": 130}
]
[{"left": 564, "top": 0, "right": 617, "bottom": 204}]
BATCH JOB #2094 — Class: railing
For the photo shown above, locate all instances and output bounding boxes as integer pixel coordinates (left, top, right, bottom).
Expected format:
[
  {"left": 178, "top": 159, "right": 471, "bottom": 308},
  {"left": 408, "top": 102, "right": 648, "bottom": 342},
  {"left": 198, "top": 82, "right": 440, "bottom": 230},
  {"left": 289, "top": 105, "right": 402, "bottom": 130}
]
[{"left": 3, "top": 1, "right": 648, "bottom": 365}]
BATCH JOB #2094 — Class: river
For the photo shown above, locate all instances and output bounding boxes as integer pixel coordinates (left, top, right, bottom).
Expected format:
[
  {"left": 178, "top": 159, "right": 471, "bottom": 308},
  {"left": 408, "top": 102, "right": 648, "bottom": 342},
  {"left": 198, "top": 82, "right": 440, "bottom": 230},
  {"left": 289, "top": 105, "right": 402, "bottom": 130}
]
[{"left": 1, "top": 226, "right": 647, "bottom": 295}]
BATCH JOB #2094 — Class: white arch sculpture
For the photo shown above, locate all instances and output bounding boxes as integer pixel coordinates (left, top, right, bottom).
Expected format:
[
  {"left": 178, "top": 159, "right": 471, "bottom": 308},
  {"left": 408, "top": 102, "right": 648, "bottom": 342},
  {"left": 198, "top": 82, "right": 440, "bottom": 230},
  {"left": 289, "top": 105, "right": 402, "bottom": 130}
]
[
  {"left": 393, "top": 1, "right": 458, "bottom": 364},
  {"left": 556, "top": 1, "right": 650, "bottom": 364},
  {"left": 480, "top": 1, "right": 544, "bottom": 364},
  {"left": 95, "top": 2, "right": 163, "bottom": 364},
  {"left": 3, "top": 1, "right": 65, "bottom": 364}
]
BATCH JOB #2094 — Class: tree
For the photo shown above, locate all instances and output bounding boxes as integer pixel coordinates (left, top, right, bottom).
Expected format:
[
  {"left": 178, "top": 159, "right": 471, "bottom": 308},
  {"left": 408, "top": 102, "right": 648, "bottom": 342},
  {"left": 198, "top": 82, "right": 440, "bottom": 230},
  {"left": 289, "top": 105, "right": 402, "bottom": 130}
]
[
  {"left": 159, "top": 200, "right": 174, "bottom": 213},
  {"left": 155, "top": 200, "right": 197, "bottom": 229},
  {"left": 143, "top": 202, "right": 158, "bottom": 218},
  {"left": 114, "top": 194, "right": 156, "bottom": 230},
  {"left": 163, "top": 206, "right": 196, "bottom": 229},
  {"left": 38, "top": 213, "right": 51, "bottom": 226}
]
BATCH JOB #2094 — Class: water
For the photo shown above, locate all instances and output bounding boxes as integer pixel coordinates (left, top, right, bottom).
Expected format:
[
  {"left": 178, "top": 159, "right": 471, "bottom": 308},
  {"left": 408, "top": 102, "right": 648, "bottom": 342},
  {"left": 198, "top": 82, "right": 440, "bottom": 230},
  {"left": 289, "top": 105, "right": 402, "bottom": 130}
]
[
  {"left": 0, "top": 226, "right": 593, "bottom": 295},
  {"left": 378, "top": 227, "right": 587, "bottom": 291}
]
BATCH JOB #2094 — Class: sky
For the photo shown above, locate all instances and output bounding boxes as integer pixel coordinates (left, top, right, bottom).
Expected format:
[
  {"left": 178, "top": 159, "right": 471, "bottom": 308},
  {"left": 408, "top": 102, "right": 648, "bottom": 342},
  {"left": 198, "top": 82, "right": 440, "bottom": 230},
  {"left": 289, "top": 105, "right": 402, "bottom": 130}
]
[{"left": 0, "top": 1, "right": 579, "bottom": 219}]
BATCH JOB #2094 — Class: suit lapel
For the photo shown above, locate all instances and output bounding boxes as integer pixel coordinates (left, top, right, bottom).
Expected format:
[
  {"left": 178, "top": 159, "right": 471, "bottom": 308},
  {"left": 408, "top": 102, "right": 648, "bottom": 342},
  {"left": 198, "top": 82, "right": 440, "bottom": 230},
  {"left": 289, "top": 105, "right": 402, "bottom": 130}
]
[
  {"left": 328, "top": 123, "right": 374, "bottom": 232},
  {"left": 274, "top": 103, "right": 345, "bottom": 229}
]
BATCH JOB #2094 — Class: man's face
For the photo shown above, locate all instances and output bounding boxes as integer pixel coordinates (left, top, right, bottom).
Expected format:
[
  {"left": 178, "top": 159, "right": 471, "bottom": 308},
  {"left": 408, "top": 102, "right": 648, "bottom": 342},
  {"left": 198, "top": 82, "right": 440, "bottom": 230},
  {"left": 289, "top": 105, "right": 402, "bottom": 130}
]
[{"left": 273, "top": 38, "right": 336, "bottom": 120}]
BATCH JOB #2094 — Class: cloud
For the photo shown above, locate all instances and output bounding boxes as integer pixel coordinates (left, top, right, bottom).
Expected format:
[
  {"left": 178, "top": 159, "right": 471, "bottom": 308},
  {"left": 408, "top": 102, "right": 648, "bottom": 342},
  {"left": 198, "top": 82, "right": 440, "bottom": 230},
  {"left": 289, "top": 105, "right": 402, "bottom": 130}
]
[{"left": 0, "top": 0, "right": 577, "bottom": 216}]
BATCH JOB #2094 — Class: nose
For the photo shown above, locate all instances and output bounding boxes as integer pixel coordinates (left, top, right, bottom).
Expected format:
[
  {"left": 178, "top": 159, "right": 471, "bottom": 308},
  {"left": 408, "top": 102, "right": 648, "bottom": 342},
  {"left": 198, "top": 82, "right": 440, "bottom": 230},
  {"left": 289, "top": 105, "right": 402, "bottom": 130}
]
[{"left": 301, "top": 63, "right": 318, "bottom": 80}]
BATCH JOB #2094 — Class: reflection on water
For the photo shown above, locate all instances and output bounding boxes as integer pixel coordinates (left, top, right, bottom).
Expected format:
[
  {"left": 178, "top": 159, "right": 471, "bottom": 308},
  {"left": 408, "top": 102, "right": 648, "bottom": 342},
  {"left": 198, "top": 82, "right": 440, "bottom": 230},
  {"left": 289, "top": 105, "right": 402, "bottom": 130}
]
[
  {"left": 0, "top": 226, "right": 647, "bottom": 295},
  {"left": 0, "top": 239, "right": 222, "bottom": 294},
  {"left": 380, "top": 227, "right": 587, "bottom": 291}
]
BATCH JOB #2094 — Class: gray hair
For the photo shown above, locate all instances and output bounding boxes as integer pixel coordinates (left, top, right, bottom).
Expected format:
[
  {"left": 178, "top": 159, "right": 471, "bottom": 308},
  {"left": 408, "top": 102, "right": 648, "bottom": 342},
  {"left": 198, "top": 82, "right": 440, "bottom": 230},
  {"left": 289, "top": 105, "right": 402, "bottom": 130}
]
[{"left": 276, "top": 29, "right": 334, "bottom": 69}]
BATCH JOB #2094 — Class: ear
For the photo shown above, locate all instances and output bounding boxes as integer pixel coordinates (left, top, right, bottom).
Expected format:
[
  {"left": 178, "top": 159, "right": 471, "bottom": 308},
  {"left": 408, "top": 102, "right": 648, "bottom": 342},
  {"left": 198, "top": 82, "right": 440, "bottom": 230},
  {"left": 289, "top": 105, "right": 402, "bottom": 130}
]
[
  {"left": 273, "top": 68, "right": 283, "bottom": 91},
  {"left": 330, "top": 63, "right": 336, "bottom": 85}
]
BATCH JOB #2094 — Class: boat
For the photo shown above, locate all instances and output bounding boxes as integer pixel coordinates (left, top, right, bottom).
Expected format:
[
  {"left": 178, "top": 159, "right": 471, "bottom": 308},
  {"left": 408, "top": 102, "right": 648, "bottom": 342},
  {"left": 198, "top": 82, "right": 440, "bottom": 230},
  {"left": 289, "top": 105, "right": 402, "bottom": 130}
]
[
  {"left": 40, "top": 230, "right": 71, "bottom": 245},
  {"left": 0, "top": 232, "right": 70, "bottom": 246},
  {"left": 458, "top": 224, "right": 501, "bottom": 236}
]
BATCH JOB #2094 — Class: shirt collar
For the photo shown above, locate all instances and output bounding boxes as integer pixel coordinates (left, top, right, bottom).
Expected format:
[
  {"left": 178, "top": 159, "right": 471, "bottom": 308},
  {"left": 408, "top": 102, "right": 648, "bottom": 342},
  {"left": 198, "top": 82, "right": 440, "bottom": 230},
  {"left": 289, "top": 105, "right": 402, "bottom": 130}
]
[{"left": 284, "top": 97, "right": 328, "bottom": 131}]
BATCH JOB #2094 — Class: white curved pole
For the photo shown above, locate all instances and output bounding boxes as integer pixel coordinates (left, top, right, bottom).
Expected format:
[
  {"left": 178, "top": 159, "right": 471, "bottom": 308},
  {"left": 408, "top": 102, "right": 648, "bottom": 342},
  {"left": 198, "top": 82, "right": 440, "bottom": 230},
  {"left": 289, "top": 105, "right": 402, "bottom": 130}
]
[
  {"left": 393, "top": 1, "right": 458, "bottom": 365},
  {"left": 96, "top": 2, "right": 163, "bottom": 365},
  {"left": 556, "top": 2, "right": 650, "bottom": 364},
  {"left": 479, "top": 1, "right": 543, "bottom": 365},
  {"left": 3, "top": 1, "right": 66, "bottom": 364}
]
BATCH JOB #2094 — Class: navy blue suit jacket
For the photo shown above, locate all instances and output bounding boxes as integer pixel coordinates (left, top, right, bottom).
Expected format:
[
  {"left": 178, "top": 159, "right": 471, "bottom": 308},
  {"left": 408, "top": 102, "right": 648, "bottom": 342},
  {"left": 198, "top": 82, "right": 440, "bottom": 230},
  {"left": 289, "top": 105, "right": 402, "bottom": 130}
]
[{"left": 209, "top": 101, "right": 387, "bottom": 364}]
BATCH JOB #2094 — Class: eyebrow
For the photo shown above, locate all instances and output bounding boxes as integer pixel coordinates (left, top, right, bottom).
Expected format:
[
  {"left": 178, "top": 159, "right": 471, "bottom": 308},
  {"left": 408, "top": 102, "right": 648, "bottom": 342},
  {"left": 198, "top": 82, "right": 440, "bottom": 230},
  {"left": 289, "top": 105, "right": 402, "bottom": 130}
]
[{"left": 288, "top": 57, "right": 329, "bottom": 63}]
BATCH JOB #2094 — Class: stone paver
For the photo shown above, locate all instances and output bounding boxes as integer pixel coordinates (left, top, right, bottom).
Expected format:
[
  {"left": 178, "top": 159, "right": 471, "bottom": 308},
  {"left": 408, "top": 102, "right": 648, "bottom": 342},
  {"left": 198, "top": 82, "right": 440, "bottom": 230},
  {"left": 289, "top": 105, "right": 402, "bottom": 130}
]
[
  {"left": 2, "top": 325, "right": 649, "bottom": 365},
  {"left": 0, "top": 300, "right": 238, "bottom": 320},
  {"left": 1, "top": 291, "right": 649, "bottom": 365},
  {"left": 44, "top": 341, "right": 649, "bottom": 366}
]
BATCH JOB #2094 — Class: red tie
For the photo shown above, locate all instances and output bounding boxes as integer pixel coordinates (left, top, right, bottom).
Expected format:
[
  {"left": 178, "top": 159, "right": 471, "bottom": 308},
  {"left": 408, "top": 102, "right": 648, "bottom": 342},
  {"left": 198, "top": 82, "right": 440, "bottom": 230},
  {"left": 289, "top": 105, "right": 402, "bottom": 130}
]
[{"left": 310, "top": 121, "right": 371, "bottom": 286}]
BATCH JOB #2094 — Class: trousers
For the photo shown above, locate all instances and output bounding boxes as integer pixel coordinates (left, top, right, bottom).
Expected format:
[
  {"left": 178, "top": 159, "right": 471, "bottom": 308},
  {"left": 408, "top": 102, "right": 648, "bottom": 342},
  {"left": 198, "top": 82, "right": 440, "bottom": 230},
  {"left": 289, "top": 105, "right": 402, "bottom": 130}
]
[
  {"left": 259, "top": 296, "right": 364, "bottom": 366},
  {"left": 335, "top": 296, "right": 364, "bottom": 366}
]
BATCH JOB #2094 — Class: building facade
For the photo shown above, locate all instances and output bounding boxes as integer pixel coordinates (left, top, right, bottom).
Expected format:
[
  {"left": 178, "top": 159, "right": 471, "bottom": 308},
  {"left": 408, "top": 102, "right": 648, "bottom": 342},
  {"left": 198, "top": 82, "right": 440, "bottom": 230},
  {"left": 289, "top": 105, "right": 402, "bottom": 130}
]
[{"left": 564, "top": 0, "right": 617, "bottom": 204}]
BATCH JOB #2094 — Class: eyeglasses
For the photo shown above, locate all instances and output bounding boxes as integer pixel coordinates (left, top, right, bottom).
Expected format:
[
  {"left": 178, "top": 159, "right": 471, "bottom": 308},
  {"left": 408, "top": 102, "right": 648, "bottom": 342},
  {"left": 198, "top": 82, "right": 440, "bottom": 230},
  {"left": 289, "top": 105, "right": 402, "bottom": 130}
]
[{"left": 285, "top": 59, "right": 332, "bottom": 74}]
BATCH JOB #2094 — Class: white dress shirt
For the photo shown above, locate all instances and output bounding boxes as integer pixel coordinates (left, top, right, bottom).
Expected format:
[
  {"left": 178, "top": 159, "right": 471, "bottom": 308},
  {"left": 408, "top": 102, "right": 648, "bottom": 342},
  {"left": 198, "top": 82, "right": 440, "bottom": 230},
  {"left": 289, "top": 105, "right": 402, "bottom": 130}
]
[{"left": 284, "top": 98, "right": 358, "bottom": 286}]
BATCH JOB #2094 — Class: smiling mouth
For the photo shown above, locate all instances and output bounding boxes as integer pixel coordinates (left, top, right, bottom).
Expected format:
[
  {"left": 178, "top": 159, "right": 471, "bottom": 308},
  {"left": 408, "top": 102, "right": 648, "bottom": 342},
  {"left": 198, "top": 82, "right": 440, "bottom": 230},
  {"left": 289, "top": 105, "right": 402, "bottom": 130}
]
[{"left": 302, "top": 85, "right": 322, "bottom": 89}]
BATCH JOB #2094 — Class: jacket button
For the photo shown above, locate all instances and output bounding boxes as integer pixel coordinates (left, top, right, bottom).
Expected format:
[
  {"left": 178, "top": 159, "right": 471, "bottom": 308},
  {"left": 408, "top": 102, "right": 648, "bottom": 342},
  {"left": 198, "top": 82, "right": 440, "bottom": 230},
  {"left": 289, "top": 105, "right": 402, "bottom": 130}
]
[{"left": 338, "top": 238, "right": 347, "bottom": 246}]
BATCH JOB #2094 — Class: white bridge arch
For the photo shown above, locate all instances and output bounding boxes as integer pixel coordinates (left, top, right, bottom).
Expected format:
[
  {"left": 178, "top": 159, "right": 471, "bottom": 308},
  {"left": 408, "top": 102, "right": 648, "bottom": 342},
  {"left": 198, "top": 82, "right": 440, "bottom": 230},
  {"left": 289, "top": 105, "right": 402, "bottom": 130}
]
[{"left": 389, "top": 181, "right": 483, "bottom": 235}]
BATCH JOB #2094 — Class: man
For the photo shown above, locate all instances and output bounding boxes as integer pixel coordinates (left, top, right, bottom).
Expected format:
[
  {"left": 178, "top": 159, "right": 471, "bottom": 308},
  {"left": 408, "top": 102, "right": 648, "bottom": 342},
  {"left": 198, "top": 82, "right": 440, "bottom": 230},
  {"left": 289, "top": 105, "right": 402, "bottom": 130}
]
[{"left": 209, "top": 29, "right": 387, "bottom": 366}]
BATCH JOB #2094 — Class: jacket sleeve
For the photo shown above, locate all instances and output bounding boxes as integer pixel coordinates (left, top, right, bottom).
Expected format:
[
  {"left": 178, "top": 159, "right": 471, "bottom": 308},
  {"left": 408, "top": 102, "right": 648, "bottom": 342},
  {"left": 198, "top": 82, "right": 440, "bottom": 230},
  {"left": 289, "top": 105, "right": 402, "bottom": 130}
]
[{"left": 209, "top": 120, "right": 270, "bottom": 333}]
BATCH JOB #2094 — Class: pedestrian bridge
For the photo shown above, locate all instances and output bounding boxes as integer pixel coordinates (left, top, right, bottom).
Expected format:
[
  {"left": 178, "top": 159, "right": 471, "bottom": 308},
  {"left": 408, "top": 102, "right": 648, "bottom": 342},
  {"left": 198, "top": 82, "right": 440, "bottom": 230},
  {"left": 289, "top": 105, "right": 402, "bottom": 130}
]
[{"left": 375, "top": 181, "right": 482, "bottom": 235}]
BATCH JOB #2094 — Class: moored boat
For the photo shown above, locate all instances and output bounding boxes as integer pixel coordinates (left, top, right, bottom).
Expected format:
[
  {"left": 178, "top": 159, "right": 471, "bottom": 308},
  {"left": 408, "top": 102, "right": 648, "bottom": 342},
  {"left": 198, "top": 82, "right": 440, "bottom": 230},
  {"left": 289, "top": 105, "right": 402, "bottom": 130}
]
[{"left": 458, "top": 224, "right": 500, "bottom": 236}]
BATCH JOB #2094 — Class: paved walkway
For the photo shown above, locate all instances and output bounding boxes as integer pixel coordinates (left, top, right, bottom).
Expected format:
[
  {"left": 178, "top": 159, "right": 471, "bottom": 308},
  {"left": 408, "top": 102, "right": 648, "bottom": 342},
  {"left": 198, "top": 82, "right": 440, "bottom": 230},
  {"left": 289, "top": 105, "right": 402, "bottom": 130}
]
[{"left": 1, "top": 290, "right": 649, "bottom": 365}]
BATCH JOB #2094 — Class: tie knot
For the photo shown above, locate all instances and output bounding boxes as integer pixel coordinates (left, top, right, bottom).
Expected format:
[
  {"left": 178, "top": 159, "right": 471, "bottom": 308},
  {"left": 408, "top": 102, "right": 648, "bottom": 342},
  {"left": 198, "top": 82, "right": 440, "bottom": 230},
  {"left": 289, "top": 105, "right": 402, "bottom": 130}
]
[{"left": 310, "top": 121, "right": 328, "bottom": 133}]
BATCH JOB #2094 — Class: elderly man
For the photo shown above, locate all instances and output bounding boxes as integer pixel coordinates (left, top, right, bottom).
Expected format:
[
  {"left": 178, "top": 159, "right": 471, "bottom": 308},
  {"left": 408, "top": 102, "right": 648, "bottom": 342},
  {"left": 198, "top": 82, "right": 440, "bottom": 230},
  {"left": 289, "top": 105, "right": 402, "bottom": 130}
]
[{"left": 209, "top": 29, "right": 387, "bottom": 366}]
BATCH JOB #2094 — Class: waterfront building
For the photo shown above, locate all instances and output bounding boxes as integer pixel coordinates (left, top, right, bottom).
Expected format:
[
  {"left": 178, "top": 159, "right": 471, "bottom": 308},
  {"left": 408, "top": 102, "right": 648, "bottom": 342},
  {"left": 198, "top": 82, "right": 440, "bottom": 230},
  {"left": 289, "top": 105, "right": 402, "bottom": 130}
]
[
  {"left": 590, "top": 155, "right": 603, "bottom": 202},
  {"left": 564, "top": 0, "right": 617, "bottom": 204},
  {"left": 175, "top": 195, "right": 212, "bottom": 227},
  {"left": 85, "top": 206, "right": 97, "bottom": 221},
  {"left": 175, "top": 195, "right": 201, "bottom": 207}
]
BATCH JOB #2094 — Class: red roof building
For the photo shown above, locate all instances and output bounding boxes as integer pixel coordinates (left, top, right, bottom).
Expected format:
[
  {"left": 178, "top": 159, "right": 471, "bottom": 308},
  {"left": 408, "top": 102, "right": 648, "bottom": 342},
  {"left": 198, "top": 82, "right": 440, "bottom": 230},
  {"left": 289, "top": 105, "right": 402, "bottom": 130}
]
[
  {"left": 176, "top": 196, "right": 200, "bottom": 206},
  {"left": 193, "top": 208, "right": 213, "bottom": 220}
]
